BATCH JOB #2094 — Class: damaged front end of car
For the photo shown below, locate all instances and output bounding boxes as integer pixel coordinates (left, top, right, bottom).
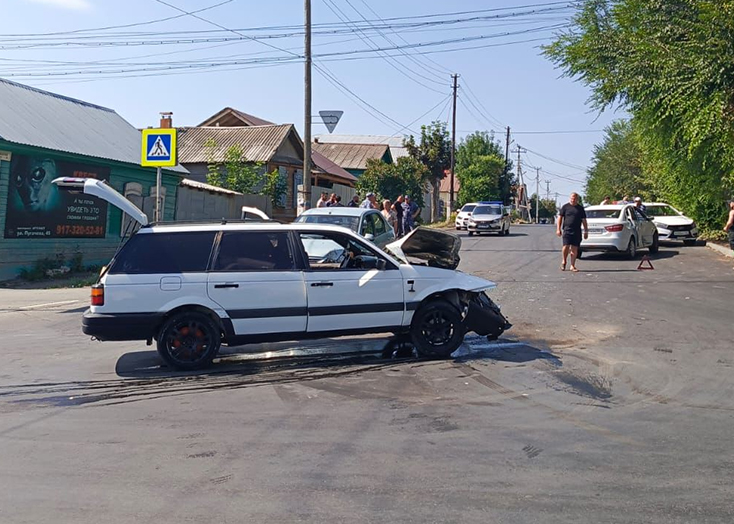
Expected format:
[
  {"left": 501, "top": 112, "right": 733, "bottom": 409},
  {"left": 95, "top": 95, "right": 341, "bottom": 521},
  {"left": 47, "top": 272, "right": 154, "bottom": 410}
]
[{"left": 461, "top": 291, "right": 512, "bottom": 340}]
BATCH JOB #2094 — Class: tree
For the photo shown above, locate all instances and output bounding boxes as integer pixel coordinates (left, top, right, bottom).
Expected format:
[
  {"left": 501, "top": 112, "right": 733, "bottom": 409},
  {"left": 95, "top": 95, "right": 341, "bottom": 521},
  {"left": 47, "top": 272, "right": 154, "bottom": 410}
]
[
  {"left": 457, "top": 155, "right": 504, "bottom": 206},
  {"left": 405, "top": 121, "right": 451, "bottom": 222},
  {"left": 544, "top": 0, "right": 734, "bottom": 233},
  {"left": 530, "top": 195, "right": 558, "bottom": 221},
  {"left": 455, "top": 131, "right": 513, "bottom": 206},
  {"left": 585, "top": 119, "right": 652, "bottom": 204},
  {"left": 205, "top": 139, "right": 264, "bottom": 194},
  {"left": 355, "top": 157, "right": 428, "bottom": 209}
]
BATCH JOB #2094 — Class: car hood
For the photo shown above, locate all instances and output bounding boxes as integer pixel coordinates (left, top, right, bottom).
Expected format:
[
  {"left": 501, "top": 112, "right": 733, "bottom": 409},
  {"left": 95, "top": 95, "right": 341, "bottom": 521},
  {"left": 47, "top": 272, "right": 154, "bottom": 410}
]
[
  {"left": 651, "top": 216, "right": 694, "bottom": 227},
  {"left": 471, "top": 214, "right": 502, "bottom": 221},
  {"left": 404, "top": 264, "right": 496, "bottom": 292},
  {"left": 385, "top": 227, "right": 461, "bottom": 270}
]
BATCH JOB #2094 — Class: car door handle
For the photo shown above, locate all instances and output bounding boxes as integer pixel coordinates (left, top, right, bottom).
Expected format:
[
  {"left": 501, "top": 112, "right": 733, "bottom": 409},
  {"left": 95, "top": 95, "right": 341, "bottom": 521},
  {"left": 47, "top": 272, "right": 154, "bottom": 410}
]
[
  {"left": 310, "top": 282, "right": 334, "bottom": 287},
  {"left": 214, "top": 283, "right": 239, "bottom": 289}
]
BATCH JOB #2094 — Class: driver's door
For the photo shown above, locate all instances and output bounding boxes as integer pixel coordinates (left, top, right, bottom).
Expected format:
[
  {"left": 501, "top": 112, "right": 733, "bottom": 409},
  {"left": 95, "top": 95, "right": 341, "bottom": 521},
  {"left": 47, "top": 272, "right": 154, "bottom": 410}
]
[
  {"left": 297, "top": 231, "right": 404, "bottom": 333},
  {"left": 632, "top": 208, "right": 655, "bottom": 246}
]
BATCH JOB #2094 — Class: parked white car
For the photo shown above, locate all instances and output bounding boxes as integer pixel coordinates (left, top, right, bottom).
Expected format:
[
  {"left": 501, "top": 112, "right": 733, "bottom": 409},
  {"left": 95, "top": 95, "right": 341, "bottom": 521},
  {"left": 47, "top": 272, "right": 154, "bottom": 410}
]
[
  {"left": 466, "top": 202, "right": 511, "bottom": 236},
  {"left": 643, "top": 203, "right": 699, "bottom": 245},
  {"left": 455, "top": 202, "right": 478, "bottom": 230},
  {"left": 53, "top": 178, "right": 512, "bottom": 370},
  {"left": 294, "top": 207, "right": 395, "bottom": 249},
  {"left": 581, "top": 204, "right": 659, "bottom": 258}
]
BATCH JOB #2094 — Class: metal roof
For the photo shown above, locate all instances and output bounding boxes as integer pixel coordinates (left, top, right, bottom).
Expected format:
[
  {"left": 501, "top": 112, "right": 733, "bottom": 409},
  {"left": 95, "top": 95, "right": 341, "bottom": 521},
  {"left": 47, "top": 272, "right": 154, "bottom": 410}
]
[
  {"left": 0, "top": 78, "right": 186, "bottom": 172},
  {"left": 198, "top": 107, "right": 274, "bottom": 127},
  {"left": 314, "top": 134, "right": 407, "bottom": 164},
  {"left": 178, "top": 125, "right": 297, "bottom": 164},
  {"left": 311, "top": 150, "right": 357, "bottom": 183},
  {"left": 312, "top": 142, "right": 391, "bottom": 170}
]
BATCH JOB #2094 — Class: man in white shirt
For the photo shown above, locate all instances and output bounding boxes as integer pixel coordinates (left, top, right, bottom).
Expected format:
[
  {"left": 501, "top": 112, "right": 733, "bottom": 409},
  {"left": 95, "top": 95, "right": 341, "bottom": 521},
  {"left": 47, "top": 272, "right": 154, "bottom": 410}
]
[{"left": 316, "top": 191, "right": 329, "bottom": 208}]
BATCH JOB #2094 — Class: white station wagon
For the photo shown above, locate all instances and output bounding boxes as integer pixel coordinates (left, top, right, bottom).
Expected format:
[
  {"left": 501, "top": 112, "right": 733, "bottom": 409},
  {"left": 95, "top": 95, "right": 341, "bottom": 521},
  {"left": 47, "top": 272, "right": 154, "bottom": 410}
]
[{"left": 54, "top": 178, "right": 511, "bottom": 370}]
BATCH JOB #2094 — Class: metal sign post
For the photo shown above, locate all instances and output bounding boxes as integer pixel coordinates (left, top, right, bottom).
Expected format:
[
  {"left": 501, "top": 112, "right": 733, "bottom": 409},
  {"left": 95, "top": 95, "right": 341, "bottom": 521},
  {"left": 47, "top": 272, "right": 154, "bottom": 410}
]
[
  {"left": 141, "top": 128, "right": 177, "bottom": 223},
  {"left": 155, "top": 166, "right": 162, "bottom": 222}
]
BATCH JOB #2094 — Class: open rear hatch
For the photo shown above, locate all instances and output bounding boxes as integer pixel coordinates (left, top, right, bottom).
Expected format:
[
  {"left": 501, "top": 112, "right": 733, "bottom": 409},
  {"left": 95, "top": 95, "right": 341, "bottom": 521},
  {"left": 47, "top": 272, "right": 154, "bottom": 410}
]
[
  {"left": 385, "top": 227, "right": 461, "bottom": 270},
  {"left": 53, "top": 177, "right": 149, "bottom": 226}
]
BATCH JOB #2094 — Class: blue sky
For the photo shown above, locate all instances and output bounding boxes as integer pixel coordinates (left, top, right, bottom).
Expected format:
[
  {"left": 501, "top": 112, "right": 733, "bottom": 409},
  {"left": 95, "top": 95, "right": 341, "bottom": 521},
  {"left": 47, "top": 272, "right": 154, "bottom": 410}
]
[{"left": 3, "top": 0, "right": 623, "bottom": 199}]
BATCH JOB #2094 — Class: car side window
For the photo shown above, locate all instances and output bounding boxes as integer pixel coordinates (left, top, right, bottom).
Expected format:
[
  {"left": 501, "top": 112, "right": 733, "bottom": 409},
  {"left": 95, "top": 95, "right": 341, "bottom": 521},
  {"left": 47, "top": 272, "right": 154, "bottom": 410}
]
[
  {"left": 109, "top": 231, "right": 216, "bottom": 274},
  {"left": 213, "top": 231, "right": 294, "bottom": 271},
  {"left": 298, "top": 231, "right": 386, "bottom": 271},
  {"left": 361, "top": 214, "right": 376, "bottom": 237},
  {"left": 373, "top": 213, "right": 387, "bottom": 236}
]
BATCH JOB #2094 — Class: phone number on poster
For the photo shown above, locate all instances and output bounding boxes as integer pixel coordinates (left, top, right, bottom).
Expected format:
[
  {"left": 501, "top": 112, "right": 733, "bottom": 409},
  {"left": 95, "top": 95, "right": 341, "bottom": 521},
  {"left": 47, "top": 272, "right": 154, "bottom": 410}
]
[{"left": 55, "top": 225, "right": 106, "bottom": 237}]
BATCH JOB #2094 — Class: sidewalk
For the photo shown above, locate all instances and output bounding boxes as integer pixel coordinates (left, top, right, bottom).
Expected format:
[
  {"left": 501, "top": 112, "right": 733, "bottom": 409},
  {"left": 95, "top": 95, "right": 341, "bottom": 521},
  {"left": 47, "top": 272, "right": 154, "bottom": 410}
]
[{"left": 706, "top": 241, "right": 733, "bottom": 259}]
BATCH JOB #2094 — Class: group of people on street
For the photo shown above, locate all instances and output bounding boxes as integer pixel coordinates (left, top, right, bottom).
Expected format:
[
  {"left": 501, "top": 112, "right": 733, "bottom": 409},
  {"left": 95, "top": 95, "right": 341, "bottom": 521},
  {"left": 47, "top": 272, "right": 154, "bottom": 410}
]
[
  {"left": 315, "top": 190, "right": 421, "bottom": 238},
  {"left": 316, "top": 191, "right": 344, "bottom": 208}
]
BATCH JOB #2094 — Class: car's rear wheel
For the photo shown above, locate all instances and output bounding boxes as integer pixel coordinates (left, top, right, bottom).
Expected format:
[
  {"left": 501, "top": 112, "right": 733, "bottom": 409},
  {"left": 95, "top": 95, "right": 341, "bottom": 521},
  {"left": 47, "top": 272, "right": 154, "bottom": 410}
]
[
  {"left": 468, "top": 231, "right": 474, "bottom": 236},
  {"left": 157, "top": 311, "right": 221, "bottom": 370},
  {"left": 625, "top": 238, "right": 637, "bottom": 259},
  {"left": 410, "top": 300, "right": 466, "bottom": 358},
  {"left": 649, "top": 232, "right": 660, "bottom": 254},
  {"left": 576, "top": 247, "right": 583, "bottom": 259},
  {"left": 504, "top": 227, "right": 510, "bottom": 236}
]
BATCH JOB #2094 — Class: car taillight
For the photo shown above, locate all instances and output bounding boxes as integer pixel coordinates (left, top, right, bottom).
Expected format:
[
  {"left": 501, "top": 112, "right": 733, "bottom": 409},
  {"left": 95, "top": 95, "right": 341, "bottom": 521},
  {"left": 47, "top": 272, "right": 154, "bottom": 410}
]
[
  {"left": 605, "top": 224, "right": 624, "bottom": 232},
  {"left": 91, "top": 284, "right": 104, "bottom": 306}
]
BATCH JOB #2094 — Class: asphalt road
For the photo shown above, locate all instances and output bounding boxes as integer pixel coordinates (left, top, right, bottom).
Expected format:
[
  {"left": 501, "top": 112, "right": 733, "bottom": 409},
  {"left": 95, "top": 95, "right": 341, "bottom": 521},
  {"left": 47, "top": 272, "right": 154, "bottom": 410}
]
[{"left": 1, "top": 225, "right": 733, "bottom": 524}]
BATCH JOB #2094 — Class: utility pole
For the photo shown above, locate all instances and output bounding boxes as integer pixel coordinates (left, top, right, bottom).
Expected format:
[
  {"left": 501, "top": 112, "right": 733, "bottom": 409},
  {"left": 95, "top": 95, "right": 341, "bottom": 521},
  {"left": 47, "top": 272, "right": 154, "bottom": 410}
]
[
  {"left": 449, "top": 73, "right": 459, "bottom": 218},
  {"left": 302, "top": 0, "right": 312, "bottom": 214},
  {"left": 535, "top": 167, "right": 541, "bottom": 224},
  {"left": 504, "top": 126, "right": 511, "bottom": 204},
  {"left": 515, "top": 146, "right": 527, "bottom": 222},
  {"left": 545, "top": 180, "right": 551, "bottom": 201}
]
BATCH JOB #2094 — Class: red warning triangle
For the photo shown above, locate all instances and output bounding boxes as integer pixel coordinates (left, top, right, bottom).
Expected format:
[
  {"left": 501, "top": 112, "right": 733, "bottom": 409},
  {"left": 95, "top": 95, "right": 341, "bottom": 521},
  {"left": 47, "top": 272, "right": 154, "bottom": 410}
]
[{"left": 637, "top": 255, "right": 655, "bottom": 270}]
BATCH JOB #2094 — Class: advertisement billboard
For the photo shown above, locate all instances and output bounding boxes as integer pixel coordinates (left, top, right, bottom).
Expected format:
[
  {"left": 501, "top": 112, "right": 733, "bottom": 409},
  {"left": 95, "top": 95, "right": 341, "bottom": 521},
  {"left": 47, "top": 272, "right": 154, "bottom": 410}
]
[{"left": 4, "top": 154, "right": 110, "bottom": 239}]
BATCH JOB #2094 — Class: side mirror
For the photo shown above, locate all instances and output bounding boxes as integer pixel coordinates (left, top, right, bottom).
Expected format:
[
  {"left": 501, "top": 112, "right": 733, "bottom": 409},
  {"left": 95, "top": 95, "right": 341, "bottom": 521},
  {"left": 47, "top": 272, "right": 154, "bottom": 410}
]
[
  {"left": 364, "top": 233, "right": 375, "bottom": 241},
  {"left": 377, "top": 259, "right": 387, "bottom": 270}
]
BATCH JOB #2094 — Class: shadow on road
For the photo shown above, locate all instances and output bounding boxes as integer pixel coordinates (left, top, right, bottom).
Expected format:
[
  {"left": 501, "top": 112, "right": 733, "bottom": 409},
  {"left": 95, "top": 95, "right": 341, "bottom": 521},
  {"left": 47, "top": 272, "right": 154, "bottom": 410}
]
[
  {"left": 453, "top": 337, "right": 562, "bottom": 366},
  {"left": 582, "top": 249, "right": 680, "bottom": 261}
]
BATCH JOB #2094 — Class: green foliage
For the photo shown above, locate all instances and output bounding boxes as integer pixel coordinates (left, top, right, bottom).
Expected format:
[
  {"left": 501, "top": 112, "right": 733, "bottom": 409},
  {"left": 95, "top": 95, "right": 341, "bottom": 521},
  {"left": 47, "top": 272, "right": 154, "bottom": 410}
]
[
  {"left": 356, "top": 157, "right": 428, "bottom": 209},
  {"left": 457, "top": 155, "right": 505, "bottom": 206},
  {"left": 544, "top": 0, "right": 734, "bottom": 231},
  {"left": 405, "top": 121, "right": 451, "bottom": 220},
  {"left": 530, "top": 196, "right": 558, "bottom": 220},
  {"left": 204, "top": 138, "right": 264, "bottom": 195},
  {"left": 262, "top": 169, "right": 288, "bottom": 208},
  {"left": 585, "top": 120, "right": 652, "bottom": 204}
]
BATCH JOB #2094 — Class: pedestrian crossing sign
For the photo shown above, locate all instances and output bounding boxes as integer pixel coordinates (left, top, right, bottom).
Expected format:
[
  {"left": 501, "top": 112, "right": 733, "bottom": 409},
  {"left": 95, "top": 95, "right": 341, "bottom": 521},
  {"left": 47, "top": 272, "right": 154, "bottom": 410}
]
[{"left": 141, "top": 128, "right": 177, "bottom": 167}]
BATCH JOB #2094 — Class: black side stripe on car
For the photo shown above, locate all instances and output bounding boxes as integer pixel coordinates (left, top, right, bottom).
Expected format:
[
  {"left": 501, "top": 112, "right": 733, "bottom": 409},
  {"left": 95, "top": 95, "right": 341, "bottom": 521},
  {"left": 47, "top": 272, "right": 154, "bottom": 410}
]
[
  {"left": 308, "top": 302, "right": 404, "bottom": 316},
  {"left": 226, "top": 302, "right": 407, "bottom": 319},
  {"left": 228, "top": 307, "right": 308, "bottom": 319}
]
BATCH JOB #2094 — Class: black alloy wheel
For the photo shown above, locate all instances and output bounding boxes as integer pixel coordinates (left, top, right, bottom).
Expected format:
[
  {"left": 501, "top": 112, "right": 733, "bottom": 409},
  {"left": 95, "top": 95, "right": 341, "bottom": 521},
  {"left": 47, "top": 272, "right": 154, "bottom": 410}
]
[
  {"left": 410, "top": 300, "right": 465, "bottom": 358},
  {"left": 157, "top": 311, "right": 221, "bottom": 370}
]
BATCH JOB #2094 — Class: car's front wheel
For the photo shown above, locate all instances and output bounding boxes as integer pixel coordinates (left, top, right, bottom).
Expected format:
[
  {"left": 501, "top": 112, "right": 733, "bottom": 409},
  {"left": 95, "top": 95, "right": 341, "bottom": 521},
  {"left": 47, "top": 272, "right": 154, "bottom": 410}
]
[
  {"left": 157, "top": 311, "right": 221, "bottom": 370},
  {"left": 410, "top": 300, "right": 466, "bottom": 358}
]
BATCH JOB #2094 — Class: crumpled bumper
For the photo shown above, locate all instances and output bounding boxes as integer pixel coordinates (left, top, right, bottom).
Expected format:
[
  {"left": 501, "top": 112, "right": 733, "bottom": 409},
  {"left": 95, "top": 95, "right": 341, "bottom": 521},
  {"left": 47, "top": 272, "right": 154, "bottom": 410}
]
[{"left": 463, "top": 292, "right": 512, "bottom": 340}]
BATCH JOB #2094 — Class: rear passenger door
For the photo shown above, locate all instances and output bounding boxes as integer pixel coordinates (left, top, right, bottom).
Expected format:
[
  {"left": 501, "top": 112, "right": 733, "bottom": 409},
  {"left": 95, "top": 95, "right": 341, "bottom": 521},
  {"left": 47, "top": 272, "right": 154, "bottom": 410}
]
[{"left": 207, "top": 230, "right": 307, "bottom": 336}]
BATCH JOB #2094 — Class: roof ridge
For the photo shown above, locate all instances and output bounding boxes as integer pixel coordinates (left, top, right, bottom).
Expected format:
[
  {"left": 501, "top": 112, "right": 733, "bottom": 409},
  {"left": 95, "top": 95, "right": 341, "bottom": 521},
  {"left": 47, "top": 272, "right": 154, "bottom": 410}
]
[{"left": 0, "top": 77, "right": 116, "bottom": 113}]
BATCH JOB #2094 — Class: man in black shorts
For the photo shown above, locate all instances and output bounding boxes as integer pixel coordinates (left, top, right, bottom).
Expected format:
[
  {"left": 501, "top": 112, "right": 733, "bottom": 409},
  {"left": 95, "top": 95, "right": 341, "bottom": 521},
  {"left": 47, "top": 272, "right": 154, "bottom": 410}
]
[
  {"left": 724, "top": 199, "right": 734, "bottom": 252},
  {"left": 556, "top": 192, "right": 588, "bottom": 272}
]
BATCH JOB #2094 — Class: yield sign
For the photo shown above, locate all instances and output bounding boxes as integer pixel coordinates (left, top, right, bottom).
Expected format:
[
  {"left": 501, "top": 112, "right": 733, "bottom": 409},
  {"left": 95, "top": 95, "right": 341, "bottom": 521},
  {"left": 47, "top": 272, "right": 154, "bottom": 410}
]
[{"left": 319, "top": 110, "right": 343, "bottom": 133}]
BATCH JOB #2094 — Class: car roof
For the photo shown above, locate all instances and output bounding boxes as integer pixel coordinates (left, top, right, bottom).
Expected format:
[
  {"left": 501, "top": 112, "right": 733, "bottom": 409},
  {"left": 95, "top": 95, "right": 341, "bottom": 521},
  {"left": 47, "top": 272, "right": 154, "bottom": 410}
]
[
  {"left": 586, "top": 205, "right": 627, "bottom": 211},
  {"left": 299, "top": 207, "right": 374, "bottom": 217},
  {"left": 140, "top": 222, "right": 363, "bottom": 234}
]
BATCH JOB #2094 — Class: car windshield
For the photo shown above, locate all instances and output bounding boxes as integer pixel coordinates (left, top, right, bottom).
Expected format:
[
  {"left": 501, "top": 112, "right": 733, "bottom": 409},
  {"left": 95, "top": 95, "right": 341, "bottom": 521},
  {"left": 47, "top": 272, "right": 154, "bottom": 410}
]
[
  {"left": 586, "top": 209, "right": 622, "bottom": 219},
  {"left": 461, "top": 204, "right": 476, "bottom": 213},
  {"left": 294, "top": 214, "right": 360, "bottom": 232},
  {"left": 644, "top": 205, "right": 680, "bottom": 217},
  {"left": 473, "top": 205, "right": 501, "bottom": 215}
]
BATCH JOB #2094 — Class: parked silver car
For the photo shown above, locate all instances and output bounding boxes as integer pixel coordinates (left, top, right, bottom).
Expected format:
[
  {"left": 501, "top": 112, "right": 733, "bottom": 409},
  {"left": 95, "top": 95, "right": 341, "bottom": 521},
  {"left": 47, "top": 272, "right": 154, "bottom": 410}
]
[{"left": 294, "top": 207, "right": 396, "bottom": 248}]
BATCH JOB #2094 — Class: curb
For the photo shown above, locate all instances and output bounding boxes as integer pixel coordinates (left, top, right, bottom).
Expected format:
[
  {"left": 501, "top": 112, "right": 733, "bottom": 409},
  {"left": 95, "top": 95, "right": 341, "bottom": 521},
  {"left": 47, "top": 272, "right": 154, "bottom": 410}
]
[{"left": 706, "top": 242, "right": 734, "bottom": 259}]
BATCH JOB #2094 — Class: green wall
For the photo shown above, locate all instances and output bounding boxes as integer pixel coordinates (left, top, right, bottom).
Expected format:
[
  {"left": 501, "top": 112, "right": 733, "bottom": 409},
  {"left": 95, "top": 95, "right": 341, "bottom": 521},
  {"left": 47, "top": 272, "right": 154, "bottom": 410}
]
[{"left": 0, "top": 141, "right": 181, "bottom": 281}]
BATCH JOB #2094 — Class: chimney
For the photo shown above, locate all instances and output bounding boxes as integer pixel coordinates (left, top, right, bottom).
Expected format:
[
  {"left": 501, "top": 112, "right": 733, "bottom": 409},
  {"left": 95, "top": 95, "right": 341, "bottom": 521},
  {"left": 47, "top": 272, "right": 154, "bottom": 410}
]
[{"left": 159, "top": 111, "right": 173, "bottom": 129}]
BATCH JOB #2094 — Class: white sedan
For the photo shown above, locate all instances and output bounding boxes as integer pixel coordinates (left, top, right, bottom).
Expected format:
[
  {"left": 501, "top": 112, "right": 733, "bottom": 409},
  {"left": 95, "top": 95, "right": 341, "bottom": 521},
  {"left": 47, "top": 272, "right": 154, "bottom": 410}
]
[
  {"left": 643, "top": 203, "right": 699, "bottom": 245},
  {"left": 580, "top": 204, "right": 659, "bottom": 258}
]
